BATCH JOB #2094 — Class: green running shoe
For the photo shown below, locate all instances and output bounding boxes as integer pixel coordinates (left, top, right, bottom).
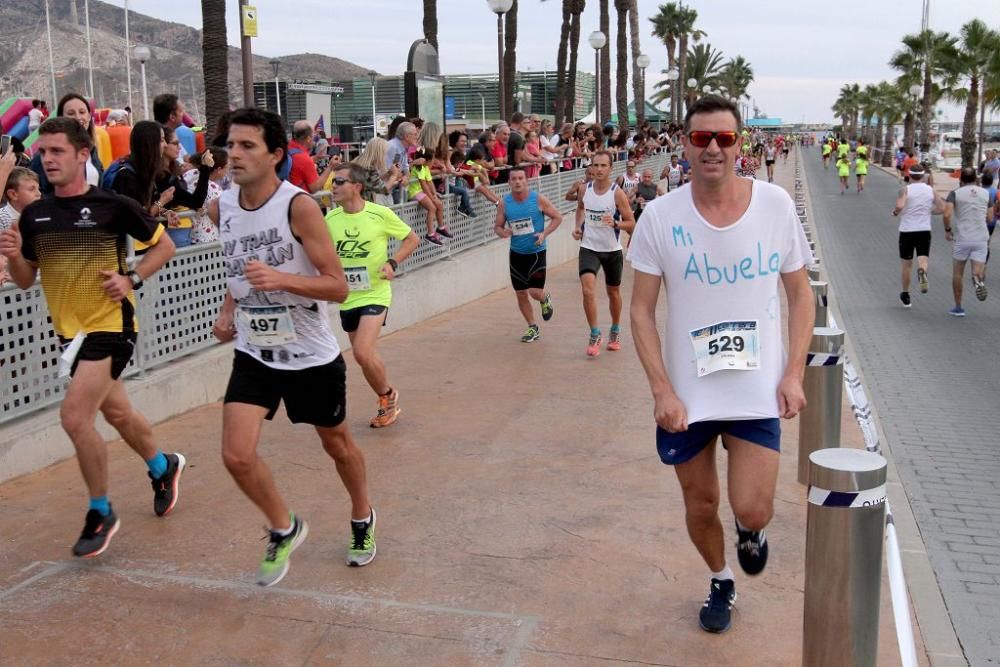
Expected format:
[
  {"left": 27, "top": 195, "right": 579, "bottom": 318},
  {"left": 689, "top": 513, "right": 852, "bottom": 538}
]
[
  {"left": 347, "top": 507, "right": 377, "bottom": 567},
  {"left": 520, "top": 324, "right": 540, "bottom": 343},
  {"left": 257, "top": 514, "right": 309, "bottom": 587},
  {"left": 540, "top": 293, "right": 554, "bottom": 321}
]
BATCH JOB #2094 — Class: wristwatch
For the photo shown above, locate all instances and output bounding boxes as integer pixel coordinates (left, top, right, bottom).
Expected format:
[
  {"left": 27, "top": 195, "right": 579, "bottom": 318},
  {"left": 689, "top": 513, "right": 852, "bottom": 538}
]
[
  {"left": 387, "top": 258, "right": 399, "bottom": 271},
  {"left": 126, "top": 270, "right": 143, "bottom": 290}
]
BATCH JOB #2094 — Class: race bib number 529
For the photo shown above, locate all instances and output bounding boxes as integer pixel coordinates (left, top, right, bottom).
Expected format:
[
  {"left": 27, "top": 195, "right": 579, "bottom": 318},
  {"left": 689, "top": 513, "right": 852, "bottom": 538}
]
[{"left": 689, "top": 320, "right": 760, "bottom": 377}]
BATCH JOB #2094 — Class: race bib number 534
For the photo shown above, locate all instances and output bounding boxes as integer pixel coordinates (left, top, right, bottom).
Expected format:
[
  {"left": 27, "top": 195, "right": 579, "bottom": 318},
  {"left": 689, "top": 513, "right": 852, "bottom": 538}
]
[{"left": 689, "top": 320, "right": 760, "bottom": 377}]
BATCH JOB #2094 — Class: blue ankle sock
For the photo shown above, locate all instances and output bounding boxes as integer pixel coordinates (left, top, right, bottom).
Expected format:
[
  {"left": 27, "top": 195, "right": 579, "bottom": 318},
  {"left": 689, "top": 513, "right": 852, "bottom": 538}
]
[
  {"left": 590, "top": 327, "right": 601, "bottom": 337},
  {"left": 146, "top": 451, "right": 168, "bottom": 479},
  {"left": 610, "top": 324, "right": 621, "bottom": 333},
  {"left": 89, "top": 496, "right": 111, "bottom": 517}
]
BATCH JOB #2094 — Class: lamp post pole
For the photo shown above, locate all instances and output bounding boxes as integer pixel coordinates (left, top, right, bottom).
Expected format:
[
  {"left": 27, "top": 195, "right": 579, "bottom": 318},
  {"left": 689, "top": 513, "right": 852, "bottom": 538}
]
[
  {"left": 369, "top": 71, "right": 378, "bottom": 139},
  {"left": 269, "top": 59, "right": 281, "bottom": 115},
  {"left": 478, "top": 93, "right": 486, "bottom": 131},
  {"left": 486, "top": 1, "right": 514, "bottom": 122},
  {"left": 134, "top": 44, "right": 151, "bottom": 120},
  {"left": 588, "top": 31, "right": 607, "bottom": 124}
]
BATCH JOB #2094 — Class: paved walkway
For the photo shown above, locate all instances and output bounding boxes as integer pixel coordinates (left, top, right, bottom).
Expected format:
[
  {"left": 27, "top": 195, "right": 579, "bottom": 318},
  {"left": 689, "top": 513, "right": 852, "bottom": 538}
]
[
  {"left": 0, "top": 158, "right": 912, "bottom": 666},
  {"left": 803, "top": 150, "right": 999, "bottom": 666}
]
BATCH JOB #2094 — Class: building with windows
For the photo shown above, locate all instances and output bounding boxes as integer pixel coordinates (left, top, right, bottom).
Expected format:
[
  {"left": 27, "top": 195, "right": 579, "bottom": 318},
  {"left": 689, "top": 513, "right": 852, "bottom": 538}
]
[{"left": 254, "top": 70, "right": 597, "bottom": 142}]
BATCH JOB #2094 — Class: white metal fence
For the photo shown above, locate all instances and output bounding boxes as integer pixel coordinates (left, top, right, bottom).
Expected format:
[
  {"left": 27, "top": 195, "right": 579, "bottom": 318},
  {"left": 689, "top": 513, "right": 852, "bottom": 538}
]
[{"left": 0, "top": 152, "right": 670, "bottom": 424}]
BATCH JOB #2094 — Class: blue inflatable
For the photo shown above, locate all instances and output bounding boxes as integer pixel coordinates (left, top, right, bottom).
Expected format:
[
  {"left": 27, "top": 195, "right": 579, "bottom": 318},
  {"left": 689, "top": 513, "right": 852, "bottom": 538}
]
[
  {"left": 9, "top": 115, "right": 29, "bottom": 140},
  {"left": 175, "top": 125, "right": 196, "bottom": 157}
]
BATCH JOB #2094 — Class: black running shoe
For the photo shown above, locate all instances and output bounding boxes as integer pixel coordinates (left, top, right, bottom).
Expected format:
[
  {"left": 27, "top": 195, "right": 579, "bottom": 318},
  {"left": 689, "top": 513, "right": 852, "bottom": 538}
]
[
  {"left": 149, "top": 453, "right": 186, "bottom": 517},
  {"left": 899, "top": 291, "right": 911, "bottom": 308},
  {"left": 699, "top": 578, "right": 737, "bottom": 633},
  {"left": 72, "top": 507, "right": 121, "bottom": 558},
  {"left": 736, "top": 521, "right": 769, "bottom": 575}
]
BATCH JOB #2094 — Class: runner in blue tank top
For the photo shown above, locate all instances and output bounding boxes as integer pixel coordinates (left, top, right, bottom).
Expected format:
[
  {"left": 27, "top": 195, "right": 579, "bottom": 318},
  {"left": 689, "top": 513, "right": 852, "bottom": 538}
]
[{"left": 494, "top": 166, "right": 564, "bottom": 342}]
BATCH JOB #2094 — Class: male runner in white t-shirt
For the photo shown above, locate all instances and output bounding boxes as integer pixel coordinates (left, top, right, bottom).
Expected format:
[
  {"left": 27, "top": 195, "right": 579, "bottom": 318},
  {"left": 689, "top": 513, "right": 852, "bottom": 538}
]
[{"left": 628, "top": 96, "right": 814, "bottom": 634}]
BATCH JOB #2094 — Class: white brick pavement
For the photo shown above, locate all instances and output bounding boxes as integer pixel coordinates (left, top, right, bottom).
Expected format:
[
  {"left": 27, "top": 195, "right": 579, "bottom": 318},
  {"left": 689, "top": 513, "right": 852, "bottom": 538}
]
[{"left": 803, "top": 152, "right": 1000, "bottom": 666}]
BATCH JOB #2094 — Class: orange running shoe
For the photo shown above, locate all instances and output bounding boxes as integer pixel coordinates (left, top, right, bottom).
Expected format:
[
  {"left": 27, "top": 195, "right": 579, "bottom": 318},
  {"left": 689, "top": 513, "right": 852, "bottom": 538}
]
[
  {"left": 586, "top": 332, "right": 602, "bottom": 358},
  {"left": 370, "top": 388, "right": 400, "bottom": 428},
  {"left": 607, "top": 328, "right": 622, "bottom": 351}
]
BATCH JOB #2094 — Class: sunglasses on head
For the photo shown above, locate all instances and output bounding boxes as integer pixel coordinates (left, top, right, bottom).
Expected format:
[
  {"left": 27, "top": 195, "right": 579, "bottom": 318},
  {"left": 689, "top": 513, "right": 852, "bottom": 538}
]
[
  {"left": 333, "top": 177, "right": 355, "bottom": 185},
  {"left": 687, "top": 131, "right": 739, "bottom": 148}
]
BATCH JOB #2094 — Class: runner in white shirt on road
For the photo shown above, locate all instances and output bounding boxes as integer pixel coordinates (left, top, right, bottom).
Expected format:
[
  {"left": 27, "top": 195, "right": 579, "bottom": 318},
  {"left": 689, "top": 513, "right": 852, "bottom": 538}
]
[
  {"left": 891, "top": 164, "right": 946, "bottom": 308},
  {"left": 628, "top": 95, "right": 815, "bottom": 634},
  {"left": 573, "top": 149, "right": 635, "bottom": 357}
]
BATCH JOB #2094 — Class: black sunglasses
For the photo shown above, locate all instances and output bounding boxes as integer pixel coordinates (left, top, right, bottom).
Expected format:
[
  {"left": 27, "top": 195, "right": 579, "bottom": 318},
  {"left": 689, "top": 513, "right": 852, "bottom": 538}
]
[{"left": 333, "top": 177, "right": 356, "bottom": 185}]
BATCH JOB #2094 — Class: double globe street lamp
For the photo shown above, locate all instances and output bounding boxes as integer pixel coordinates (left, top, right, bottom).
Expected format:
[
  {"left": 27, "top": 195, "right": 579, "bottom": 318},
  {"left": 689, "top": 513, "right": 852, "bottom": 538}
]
[
  {"left": 588, "top": 30, "right": 607, "bottom": 124},
  {"left": 133, "top": 44, "right": 151, "bottom": 120}
]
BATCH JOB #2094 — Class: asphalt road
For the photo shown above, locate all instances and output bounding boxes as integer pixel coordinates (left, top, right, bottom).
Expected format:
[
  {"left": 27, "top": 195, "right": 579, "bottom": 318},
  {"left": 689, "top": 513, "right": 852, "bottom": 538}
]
[{"left": 803, "top": 151, "right": 1000, "bottom": 666}]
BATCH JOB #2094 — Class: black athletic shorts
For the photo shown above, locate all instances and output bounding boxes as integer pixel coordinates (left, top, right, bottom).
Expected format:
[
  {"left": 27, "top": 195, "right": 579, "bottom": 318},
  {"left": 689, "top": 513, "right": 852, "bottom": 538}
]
[
  {"left": 899, "top": 231, "right": 932, "bottom": 260},
  {"left": 765, "top": 159, "right": 775, "bottom": 166},
  {"left": 579, "top": 247, "right": 624, "bottom": 287},
  {"left": 224, "top": 351, "right": 347, "bottom": 427},
  {"left": 339, "top": 304, "right": 388, "bottom": 333},
  {"left": 59, "top": 331, "right": 136, "bottom": 380},
  {"left": 510, "top": 250, "right": 547, "bottom": 291}
]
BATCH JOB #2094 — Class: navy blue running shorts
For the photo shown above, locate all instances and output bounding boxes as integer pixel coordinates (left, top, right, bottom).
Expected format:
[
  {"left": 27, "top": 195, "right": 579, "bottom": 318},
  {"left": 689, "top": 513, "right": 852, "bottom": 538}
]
[{"left": 656, "top": 418, "right": 781, "bottom": 466}]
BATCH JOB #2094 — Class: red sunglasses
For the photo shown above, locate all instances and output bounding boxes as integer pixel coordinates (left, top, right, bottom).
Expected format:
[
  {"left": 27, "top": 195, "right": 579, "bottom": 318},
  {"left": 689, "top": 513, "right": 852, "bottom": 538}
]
[{"left": 687, "top": 131, "right": 739, "bottom": 148}]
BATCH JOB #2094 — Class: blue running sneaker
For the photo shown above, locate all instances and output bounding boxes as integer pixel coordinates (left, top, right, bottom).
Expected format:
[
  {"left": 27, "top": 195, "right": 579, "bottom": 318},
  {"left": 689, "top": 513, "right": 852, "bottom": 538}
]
[{"left": 699, "top": 578, "right": 737, "bottom": 633}]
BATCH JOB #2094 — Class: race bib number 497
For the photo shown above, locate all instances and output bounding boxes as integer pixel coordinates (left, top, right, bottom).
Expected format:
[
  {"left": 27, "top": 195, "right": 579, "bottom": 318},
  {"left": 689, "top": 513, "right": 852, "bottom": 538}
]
[
  {"left": 689, "top": 320, "right": 760, "bottom": 377},
  {"left": 236, "top": 305, "right": 298, "bottom": 347}
]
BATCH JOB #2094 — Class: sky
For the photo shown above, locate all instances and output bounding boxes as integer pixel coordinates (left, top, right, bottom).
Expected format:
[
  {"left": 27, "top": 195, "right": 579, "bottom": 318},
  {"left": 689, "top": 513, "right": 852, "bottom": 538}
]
[{"left": 122, "top": 0, "right": 1000, "bottom": 124}]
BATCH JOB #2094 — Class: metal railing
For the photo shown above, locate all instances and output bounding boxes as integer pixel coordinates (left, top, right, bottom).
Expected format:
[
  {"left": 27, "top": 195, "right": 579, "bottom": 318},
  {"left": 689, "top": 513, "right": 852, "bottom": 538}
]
[{"left": 0, "top": 151, "right": 672, "bottom": 424}]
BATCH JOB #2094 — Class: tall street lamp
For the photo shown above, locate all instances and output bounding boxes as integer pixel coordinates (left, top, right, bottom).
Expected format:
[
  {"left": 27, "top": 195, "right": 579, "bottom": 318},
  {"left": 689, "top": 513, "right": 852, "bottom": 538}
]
[
  {"left": 637, "top": 53, "right": 651, "bottom": 124},
  {"left": 588, "top": 30, "right": 607, "bottom": 124},
  {"left": 133, "top": 44, "right": 151, "bottom": 120},
  {"left": 685, "top": 76, "right": 697, "bottom": 113},
  {"left": 269, "top": 58, "right": 281, "bottom": 115},
  {"left": 487, "top": 0, "right": 514, "bottom": 121},
  {"left": 369, "top": 71, "right": 378, "bottom": 139},
  {"left": 909, "top": 83, "right": 922, "bottom": 150},
  {"left": 665, "top": 67, "right": 679, "bottom": 124}
]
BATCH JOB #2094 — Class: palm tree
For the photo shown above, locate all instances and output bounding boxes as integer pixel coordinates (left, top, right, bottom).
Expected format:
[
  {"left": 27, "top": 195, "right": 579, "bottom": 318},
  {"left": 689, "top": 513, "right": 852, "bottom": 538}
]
[
  {"left": 948, "top": 19, "right": 998, "bottom": 167},
  {"left": 893, "top": 30, "right": 957, "bottom": 151},
  {"left": 599, "top": 0, "right": 611, "bottom": 123},
  {"left": 650, "top": 3, "right": 681, "bottom": 122},
  {"left": 566, "top": 0, "right": 586, "bottom": 124},
  {"left": 717, "top": 56, "right": 754, "bottom": 100},
  {"left": 200, "top": 0, "right": 229, "bottom": 142},
  {"left": 422, "top": 0, "right": 438, "bottom": 51},
  {"left": 503, "top": 0, "right": 519, "bottom": 120},
  {"left": 683, "top": 42, "right": 723, "bottom": 109},
  {"left": 858, "top": 84, "right": 879, "bottom": 145},
  {"left": 982, "top": 52, "right": 1000, "bottom": 165},
  {"left": 628, "top": 0, "right": 644, "bottom": 127},
  {"left": 675, "top": 5, "right": 704, "bottom": 117},
  {"left": 614, "top": 0, "right": 629, "bottom": 130},
  {"left": 553, "top": 0, "right": 573, "bottom": 126}
]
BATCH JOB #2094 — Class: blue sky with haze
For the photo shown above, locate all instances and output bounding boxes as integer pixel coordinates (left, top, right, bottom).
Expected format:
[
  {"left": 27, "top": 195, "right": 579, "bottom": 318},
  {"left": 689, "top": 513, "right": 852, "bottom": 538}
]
[{"left": 125, "top": 0, "right": 1000, "bottom": 123}]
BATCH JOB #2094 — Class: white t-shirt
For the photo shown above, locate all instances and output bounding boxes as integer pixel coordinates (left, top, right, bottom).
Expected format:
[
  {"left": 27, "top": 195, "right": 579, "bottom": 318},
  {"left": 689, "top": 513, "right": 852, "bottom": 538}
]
[
  {"left": 899, "top": 182, "right": 934, "bottom": 233},
  {"left": 28, "top": 108, "right": 43, "bottom": 131},
  {"left": 0, "top": 203, "right": 20, "bottom": 230},
  {"left": 627, "top": 180, "right": 813, "bottom": 423},
  {"left": 581, "top": 182, "right": 623, "bottom": 252}
]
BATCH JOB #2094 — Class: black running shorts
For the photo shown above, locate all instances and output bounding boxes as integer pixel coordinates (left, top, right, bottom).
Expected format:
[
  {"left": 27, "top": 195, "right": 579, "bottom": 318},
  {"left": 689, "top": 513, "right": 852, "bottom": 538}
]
[
  {"left": 898, "top": 231, "right": 932, "bottom": 260},
  {"left": 339, "top": 304, "right": 388, "bottom": 333},
  {"left": 510, "top": 250, "right": 547, "bottom": 291},
  {"left": 579, "top": 247, "right": 624, "bottom": 287},
  {"left": 59, "top": 332, "right": 137, "bottom": 380},
  {"left": 224, "top": 351, "right": 347, "bottom": 427}
]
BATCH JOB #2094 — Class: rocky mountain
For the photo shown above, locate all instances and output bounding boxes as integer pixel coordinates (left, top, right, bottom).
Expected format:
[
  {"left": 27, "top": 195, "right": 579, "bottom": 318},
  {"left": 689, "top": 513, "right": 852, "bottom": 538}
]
[{"left": 0, "top": 0, "right": 374, "bottom": 119}]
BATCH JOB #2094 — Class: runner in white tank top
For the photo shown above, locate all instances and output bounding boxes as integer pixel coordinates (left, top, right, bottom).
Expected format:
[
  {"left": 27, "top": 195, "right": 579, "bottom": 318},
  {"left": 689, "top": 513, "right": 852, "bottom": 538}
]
[
  {"left": 891, "top": 165, "right": 945, "bottom": 307},
  {"left": 572, "top": 150, "right": 636, "bottom": 357},
  {"left": 617, "top": 160, "right": 641, "bottom": 206},
  {"left": 208, "top": 108, "right": 377, "bottom": 587}
]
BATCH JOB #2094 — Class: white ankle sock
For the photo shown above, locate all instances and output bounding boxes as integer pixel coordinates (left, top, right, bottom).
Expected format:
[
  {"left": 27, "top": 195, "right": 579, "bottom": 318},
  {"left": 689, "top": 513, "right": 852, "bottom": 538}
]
[{"left": 711, "top": 566, "right": 734, "bottom": 582}]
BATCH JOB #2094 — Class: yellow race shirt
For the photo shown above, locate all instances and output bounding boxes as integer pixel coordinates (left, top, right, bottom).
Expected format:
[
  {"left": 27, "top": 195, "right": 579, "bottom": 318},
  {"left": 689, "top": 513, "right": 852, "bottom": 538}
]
[
  {"left": 837, "top": 159, "right": 851, "bottom": 177},
  {"left": 822, "top": 144, "right": 832, "bottom": 155},
  {"left": 407, "top": 164, "right": 432, "bottom": 199},
  {"left": 325, "top": 202, "right": 413, "bottom": 310}
]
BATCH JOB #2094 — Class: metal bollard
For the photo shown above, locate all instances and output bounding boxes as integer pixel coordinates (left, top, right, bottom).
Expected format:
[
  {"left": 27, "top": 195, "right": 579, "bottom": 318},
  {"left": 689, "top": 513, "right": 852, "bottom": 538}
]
[
  {"left": 797, "top": 326, "right": 844, "bottom": 485},
  {"left": 803, "top": 448, "right": 887, "bottom": 667},
  {"left": 810, "top": 281, "right": 828, "bottom": 326}
]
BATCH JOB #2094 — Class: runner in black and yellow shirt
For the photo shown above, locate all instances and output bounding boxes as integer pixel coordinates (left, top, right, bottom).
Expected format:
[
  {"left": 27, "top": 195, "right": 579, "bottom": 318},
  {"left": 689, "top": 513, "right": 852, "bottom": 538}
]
[
  {"left": 325, "top": 163, "right": 419, "bottom": 428},
  {"left": 0, "top": 117, "right": 184, "bottom": 559}
]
